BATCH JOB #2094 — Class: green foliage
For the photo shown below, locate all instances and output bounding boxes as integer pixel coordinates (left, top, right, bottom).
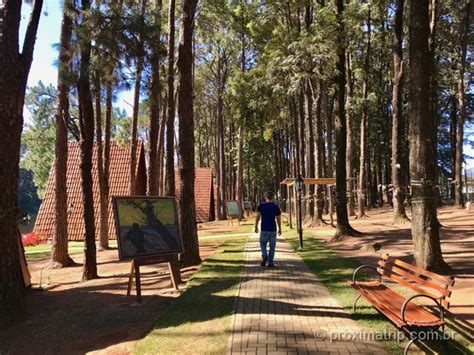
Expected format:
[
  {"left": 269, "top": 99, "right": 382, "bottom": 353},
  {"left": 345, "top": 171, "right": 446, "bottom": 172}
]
[
  {"left": 17, "top": 168, "right": 41, "bottom": 216},
  {"left": 21, "top": 82, "right": 57, "bottom": 198},
  {"left": 20, "top": 81, "right": 134, "bottom": 198}
]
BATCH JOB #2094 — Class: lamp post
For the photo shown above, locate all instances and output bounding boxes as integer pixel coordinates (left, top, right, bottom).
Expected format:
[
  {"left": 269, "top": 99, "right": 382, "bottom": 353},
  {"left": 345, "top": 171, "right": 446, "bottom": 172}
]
[{"left": 295, "top": 174, "right": 304, "bottom": 249}]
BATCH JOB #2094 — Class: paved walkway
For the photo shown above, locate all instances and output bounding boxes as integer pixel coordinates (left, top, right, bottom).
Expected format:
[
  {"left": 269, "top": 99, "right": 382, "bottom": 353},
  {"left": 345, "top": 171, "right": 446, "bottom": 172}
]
[{"left": 228, "top": 234, "right": 387, "bottom": 354}]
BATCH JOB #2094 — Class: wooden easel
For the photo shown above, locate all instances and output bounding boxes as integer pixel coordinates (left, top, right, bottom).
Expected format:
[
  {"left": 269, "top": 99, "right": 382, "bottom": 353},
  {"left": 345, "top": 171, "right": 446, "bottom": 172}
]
[
  {"left": 227, "top": 216, "right": 241, "bottom": 226},
  {"left": 126, "top": 253, "right": 181, "bottom": 303}
]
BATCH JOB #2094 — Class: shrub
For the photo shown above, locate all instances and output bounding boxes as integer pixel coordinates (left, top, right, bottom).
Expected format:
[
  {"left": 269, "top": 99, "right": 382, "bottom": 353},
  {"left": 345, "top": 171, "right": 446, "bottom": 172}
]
[{"left": 21, "top": 231, "right": 46, "bottom": 246}]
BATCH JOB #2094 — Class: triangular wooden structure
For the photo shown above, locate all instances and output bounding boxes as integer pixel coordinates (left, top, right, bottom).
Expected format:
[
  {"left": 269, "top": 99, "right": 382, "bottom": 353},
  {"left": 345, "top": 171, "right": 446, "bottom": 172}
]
[
  {"left": 34, "top": 142, "right": 216, "bottom": 241},
  {"left": 35, "top": 141, "right": 147, "bottom": 241}
]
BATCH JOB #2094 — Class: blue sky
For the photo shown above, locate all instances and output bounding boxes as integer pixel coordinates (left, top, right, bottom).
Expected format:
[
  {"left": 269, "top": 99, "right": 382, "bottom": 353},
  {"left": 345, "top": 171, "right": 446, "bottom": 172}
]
[
  {"left": 20, "top": 2, "right": 474, "bottom": 170},
  {"left": 20, "top": 2, "right": 134, "bottom": 117}
]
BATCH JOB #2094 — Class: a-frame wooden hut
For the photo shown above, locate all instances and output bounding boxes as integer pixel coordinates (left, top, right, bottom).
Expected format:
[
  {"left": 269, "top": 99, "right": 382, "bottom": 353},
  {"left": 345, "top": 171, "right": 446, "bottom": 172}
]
[{"left": 34, "top": 141, "right": 147, "bottom": 241}]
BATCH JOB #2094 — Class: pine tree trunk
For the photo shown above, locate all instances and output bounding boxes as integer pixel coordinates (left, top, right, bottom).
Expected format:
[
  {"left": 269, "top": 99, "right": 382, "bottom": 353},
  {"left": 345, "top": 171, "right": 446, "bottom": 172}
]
[
  {"left": 449, "top": 91, "right": 457, "bottom": 200},
  {"left": 314, "top": 81, "right": 324, "bottom": 225},
  {"left": 236, "top": 10, "right": 246, "bottom": 218},
  {"left": 367, "top": 151, "right": 374, "bottom": 208},
  {"left": 391, "top": 0, "right": 409, "bottom": 224},
  {"left": 51, "top": 0, "right": 74, "bottom": 267},
  {"left": 376, "top": 150, "right": 383, "bottom": 206},
  {"left": 78, "top": 0, "right": 98, "bottom": 281},
  {"left": 0, "top": 0, "right": 43, "bottom": 325},
  {"left": 429, "top": 0, "right": 443, "bottom": 207},
  {"left": 345, "top": 53, "right": 355, "bottom": 217},
  {"left": 0, "top": 91, "right": 26, "bottom": 325},
  {"left": 165, "top": 0, "right": 176, "bottom": 197},
  {"left": 290, "top": 98, "right": 301, "bottom": 176},
  {"left": 104, "top": 83, "right": 112, "bottom": 221},
  {"left": 228, "top": 123, "right": 234, "bottom": 200},
  {"left": 408, "top": 0, "right": 449, "bottom": 273},
  {"left": 148, "top": 0, "right": 162, "bottom": 196},
  {"left": 177, "top": 0, "right": 201, "bottom": 266},
  {"left": 298, "top": 92, "right": 306, "bottom": 177},
  {"left": 333, "top": 0, "right": 359, "bottom": 240},
  {"left": 304, "top": 81, "right": 315, "bottom": 222},
  {"left": 215, "top": 54, "right": 227, "bottom": 219},
  {"left": 130, "top": 57, "right": 143, "bottom": 195},
  {"left": 323, "top": 88, "right": 332, "bottom": 216},
  {"left": 454, "top": 1, "right": 470, "bottom": 208},
  {"left": 357, "top": 5, "right": 371, "bottom": 219},
  {"left": 236, "top": 125, "right": 245, "bottom": 218},
  {"left": 326, "top": 96, "right": 334, "bottom": 179},
  {"left": 94, "top": 73, "right": 109, "bottom": 250},
  {"left": 157, "top": 98, "right": 167, "bottom": 195}
]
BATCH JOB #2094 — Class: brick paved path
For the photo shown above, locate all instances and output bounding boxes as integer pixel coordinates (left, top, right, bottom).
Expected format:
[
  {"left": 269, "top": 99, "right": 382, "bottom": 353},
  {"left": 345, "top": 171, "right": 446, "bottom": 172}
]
[{"left": 228, "top": 234, "right": 387, "bottom": 354}]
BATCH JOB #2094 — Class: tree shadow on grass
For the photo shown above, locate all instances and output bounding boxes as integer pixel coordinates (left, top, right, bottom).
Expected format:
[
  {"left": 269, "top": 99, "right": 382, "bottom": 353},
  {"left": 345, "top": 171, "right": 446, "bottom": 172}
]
[{"left": 0, "top": 242, "right": 234, "bottom": 354}]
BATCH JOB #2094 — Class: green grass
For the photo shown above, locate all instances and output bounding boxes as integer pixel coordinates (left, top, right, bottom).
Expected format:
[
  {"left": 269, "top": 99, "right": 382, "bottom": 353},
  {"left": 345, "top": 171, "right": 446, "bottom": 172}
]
[
  {"left": 24, "top": 241, "right": 118, "bottom": 260},
  {"left": 197, "top": 217, "right": 255, "bottom": 238},
  {"left": 284, "top": 227, "right": 472, "bottom": 354},
  {"left": 134, "top": 236, "right": 248, "bottom": 355}
]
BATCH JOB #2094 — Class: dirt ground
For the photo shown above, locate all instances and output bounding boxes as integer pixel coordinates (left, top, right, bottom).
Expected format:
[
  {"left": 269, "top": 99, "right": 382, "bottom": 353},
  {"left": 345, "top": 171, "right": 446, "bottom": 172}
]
[
  {"left": 305, "top": 205, "right": 474, "bottom": 342},
  {"left": 0, "top": 242, "right": 220, "bottom": 355}
]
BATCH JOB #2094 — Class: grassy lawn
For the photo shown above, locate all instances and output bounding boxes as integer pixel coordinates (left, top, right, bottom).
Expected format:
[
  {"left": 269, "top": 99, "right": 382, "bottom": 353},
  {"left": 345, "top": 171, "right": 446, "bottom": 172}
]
[
  {"left": 134, "top": 236, "right": 248, "bottom": 355},
  {"left": 197, "top": 215, "right": 256, "bottom": 238},
  {"left": 284, "top": 226, "right": 471, "bottom": 354},
  {"left": 24, "top": 241, "right": 118, "bottom": 259}
]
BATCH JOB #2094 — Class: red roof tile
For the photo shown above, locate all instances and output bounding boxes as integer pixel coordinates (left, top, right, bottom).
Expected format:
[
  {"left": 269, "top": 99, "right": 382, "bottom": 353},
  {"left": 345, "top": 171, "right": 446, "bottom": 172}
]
[
  {"left": 174, "top": 167, "right": 214, "bottom": 223},
  {"left": 34, "top": 141, "right": 146, "bottom": 241},
  {"left": 34, "top": 142, "right": 215, "bottom": 240}
]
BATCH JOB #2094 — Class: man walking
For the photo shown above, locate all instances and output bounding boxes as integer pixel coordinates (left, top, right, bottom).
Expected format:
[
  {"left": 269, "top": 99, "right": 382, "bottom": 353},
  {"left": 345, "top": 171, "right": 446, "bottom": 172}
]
[{"left": 254, "top": 191, "right": 282, "bottom": 267}]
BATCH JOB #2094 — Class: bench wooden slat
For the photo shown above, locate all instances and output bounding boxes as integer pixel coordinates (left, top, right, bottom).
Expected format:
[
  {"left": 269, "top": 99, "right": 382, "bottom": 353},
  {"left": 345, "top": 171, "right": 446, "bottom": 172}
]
[
  {"left": 378, "top": 260, "right": 451, "bottom": 297},
  {"left": 348, "top": 281, "right": 445, "bottom": 328},
  {"left": 378, "top": 268, "right": 443, "bottom": 300},
  {"left": 347, "top": 281, "right": 406, "bottom": 327},
  {"left": 348, "top": 254, "right": 454, "bottom": 333},
  {"left": 381, "top": 254, "right": 454, "bottom": 286}
]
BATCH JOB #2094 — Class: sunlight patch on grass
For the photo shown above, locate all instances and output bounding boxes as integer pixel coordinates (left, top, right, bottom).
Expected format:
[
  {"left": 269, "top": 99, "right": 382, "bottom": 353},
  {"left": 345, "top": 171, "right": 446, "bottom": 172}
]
[
  {"left": 24, "top": 241, "right": 118, "bottom": 259},
  {"left": 134, "top": 237, "right": 248, "bottom": 355},
  {"left": 197, "top": 217, "right": 254, "bottom": 238}
]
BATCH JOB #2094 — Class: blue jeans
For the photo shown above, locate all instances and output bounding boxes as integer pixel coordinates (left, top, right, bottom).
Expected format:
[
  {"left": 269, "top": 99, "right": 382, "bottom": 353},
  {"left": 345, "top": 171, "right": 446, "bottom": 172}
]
[{"left": 260, "top": 231, "right": 277, "bottom": 264}]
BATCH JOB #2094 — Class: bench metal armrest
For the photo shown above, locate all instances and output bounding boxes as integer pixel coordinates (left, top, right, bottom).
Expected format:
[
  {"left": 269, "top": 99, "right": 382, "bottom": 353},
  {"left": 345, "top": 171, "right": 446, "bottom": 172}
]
[
  {"left": 400, "top": 294, "right": 444, "bottom": 324},
  {"left": 352, "top": 265, "right": 381, "bottom": 284}
]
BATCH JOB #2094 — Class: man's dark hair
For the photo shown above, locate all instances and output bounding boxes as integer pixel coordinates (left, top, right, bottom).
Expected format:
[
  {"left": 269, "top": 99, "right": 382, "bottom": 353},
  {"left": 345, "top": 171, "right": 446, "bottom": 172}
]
[{"left": 264, "top": 191, "right": 275, "bottom": 200}]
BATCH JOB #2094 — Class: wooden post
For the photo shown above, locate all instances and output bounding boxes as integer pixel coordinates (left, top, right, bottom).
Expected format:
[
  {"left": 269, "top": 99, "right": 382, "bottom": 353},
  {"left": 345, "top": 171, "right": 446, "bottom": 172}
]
[
  {"left": 288, "top": 185, "right": 293, "bottom": 229},
  {"left": 134, "top": 260, "right": 142, "bottom": 303},
  {"left": 127, "top": 254, "right": 181, "bottom": 303},
  {"left": 126, "top": 259, "right": 135, "bottom": 296},
  {"left": 329, "top": 185, "right": 335, "bottom": 227},
  {"left": 168, "top": 257, "right": 181, "bottom": 288}
]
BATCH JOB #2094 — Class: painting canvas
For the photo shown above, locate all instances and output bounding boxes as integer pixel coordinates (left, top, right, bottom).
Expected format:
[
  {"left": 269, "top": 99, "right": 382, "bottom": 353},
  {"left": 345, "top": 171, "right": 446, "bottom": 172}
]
[
  {"left": 226, "top": 200, "right": 241, "bottom": 217},
  {"left": 113, "top": 197, "right": 183, "bottom": 260}
]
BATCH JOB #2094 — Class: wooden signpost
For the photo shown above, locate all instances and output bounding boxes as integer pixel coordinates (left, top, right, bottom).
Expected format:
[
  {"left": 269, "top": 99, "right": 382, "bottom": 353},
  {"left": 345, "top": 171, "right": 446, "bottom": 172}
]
[{"left": 225, "top": 200, "right": 241, "bottom": 225}]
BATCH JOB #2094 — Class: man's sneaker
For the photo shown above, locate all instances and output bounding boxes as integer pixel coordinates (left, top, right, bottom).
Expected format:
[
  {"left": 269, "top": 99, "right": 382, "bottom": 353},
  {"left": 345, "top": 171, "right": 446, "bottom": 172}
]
[
  {"left": 261, "top": 257, "right": 267, "bottom": 266},
  {"left": 268, "top": 263, "right": 275, "bottom": 267}
]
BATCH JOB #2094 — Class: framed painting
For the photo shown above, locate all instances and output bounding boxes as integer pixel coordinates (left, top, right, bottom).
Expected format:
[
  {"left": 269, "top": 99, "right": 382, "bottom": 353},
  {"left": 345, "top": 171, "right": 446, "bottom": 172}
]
[
  {"left": 225, "top": 200, "right": 241, "bottom": 218},
  {"left": 112, "top": 196, "right": 183, "bottom": 260}
]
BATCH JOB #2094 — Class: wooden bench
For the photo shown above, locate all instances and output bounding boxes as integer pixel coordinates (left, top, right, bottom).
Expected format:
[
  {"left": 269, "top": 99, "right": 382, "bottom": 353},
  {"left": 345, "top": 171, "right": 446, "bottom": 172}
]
[{"left": 347, "top": 253, "right": 455, "bottom": 354}]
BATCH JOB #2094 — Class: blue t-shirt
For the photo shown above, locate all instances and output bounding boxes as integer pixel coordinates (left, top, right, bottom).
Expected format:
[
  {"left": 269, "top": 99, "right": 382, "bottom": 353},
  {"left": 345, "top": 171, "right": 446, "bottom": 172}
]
[{"left": 257, "top": 202, "right": 281, "bottom": 232}]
